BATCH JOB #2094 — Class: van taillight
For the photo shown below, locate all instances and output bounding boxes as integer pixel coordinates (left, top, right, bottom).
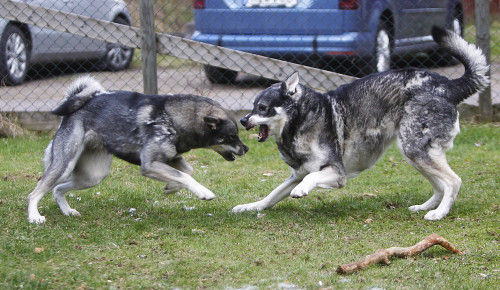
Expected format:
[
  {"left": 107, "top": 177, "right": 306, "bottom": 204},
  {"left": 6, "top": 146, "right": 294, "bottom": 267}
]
[
  {"left": 339, "top": 0, "right": 359, "bottom": 10},
  {"left": 193, "top": 0, "right": 205, "bottom": 9}
]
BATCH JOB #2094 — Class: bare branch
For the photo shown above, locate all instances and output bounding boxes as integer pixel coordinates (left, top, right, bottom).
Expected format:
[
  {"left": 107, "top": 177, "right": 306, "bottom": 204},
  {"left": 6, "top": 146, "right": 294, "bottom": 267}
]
[{"left": 336, "top": 233, "right": 463, "bottom": 275}]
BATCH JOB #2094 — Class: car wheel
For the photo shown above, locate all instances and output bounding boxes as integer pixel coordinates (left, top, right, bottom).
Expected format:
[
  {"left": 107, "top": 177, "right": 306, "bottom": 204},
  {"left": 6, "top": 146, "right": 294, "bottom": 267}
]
[
  {"left": 372, "top": 24, "right": 391, "bottom": 73},
  {"left": 0, "top": 25, "right": 29, "bottom": 86},
  {"left": 204, "top": 65, "right": 238, "bottom": 84},
  {"left": 359, "top": 22, "right": 391, "bottom": 76},
  {"left": 451, "top": 14, "right": 463, "bottom": 36},
  {"left": 101, "top": 17, "right": 134, "bottom": 71}
]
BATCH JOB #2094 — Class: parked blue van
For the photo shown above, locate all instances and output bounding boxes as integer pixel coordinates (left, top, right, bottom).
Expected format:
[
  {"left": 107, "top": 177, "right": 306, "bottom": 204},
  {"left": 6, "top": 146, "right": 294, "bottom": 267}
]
[{"left": 192, "top": 0, "right": 463, "bottom": 83}]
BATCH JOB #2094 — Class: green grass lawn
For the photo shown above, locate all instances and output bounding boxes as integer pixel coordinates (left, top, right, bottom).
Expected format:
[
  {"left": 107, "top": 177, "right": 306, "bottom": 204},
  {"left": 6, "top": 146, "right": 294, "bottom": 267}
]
[{"left": 0, "top": 124, "right": 498, "bottom": 289}]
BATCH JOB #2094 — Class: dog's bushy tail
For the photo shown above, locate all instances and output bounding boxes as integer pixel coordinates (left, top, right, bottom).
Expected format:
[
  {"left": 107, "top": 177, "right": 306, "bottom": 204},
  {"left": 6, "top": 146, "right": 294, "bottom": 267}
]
[
  {"left": 432, "top": 26, "right": 490, "bottom": 105},
  {"left": 52, "top": 76, "right": 106, "bottom": 116}
]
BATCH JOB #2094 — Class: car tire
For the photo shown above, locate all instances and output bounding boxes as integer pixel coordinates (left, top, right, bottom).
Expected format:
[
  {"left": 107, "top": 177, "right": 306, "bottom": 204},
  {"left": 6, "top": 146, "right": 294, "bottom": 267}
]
[
  {"left": 101, "top": 17, "right": 134, "bottom": 71},
  {"left": 368, "top": 22, "right": 391, "bottom": 75},
  {"left": 204, "top": 65, "right": 238, "bottom": 84},
  {"left": 0, "top": 25, "right": 29, "bottom": 86},
  {"left": 355, "top": 21, "right": 391, "bottom": 77}
]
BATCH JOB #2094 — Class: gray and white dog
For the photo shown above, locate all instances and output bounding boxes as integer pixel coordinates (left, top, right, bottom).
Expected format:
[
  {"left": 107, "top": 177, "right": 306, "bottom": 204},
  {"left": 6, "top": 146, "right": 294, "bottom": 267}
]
[
  {"left": 233, "top": 26, "right": 489, "bottom": 220},
  {"left": 28, "top": 77, "right": 248, "bottom": 224}
]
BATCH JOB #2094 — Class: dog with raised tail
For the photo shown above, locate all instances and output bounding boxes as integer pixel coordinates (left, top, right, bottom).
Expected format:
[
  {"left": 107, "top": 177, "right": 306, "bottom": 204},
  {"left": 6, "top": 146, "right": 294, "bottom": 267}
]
[
  {"left": 233, "top": 26, "right": 489, "bottom": 220},
  {"left": 28, "top": 77, "right": 248, "bottom": 224}
]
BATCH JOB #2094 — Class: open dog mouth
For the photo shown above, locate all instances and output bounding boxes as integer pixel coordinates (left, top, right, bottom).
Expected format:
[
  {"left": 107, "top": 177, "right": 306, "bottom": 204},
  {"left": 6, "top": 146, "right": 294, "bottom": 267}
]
[
  {"left": 221, "top": 152, "right": 236, "bottom": 161},
  {"left": 216, "top": 145, "right": 248, "bottom": 161},
  {"left": 258, "top": 124, "right": 270, "bottom": 142}
]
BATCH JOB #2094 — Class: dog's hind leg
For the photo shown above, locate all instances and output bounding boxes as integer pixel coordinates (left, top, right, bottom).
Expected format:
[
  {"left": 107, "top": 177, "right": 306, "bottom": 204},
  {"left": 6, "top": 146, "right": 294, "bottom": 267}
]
[
  {"left": 28, "top": 129, "right": 86, "bottom": 223},
  {"left": 52, "top": 149, "right": 112, "bottom": 217},
  {"left": 398, "top": 116, "right": 461, "bottom": 220},
  {"left": 407, "top": 170, "right": 444, "bottom": 212},
  {"left": 405, "top": 154, "right": 461, "bottom": 220},
  {"left": 28, "top": 176, "right": 64, "bottom": 224},
  {"left": 232, "top": 175, "right": 300, "bottom": 212}
]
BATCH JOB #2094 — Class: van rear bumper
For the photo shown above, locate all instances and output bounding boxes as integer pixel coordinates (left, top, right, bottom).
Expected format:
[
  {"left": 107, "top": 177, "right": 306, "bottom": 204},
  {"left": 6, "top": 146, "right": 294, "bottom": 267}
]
[{"left": 191, "top": 31, "right": 374, "bottom": 57}]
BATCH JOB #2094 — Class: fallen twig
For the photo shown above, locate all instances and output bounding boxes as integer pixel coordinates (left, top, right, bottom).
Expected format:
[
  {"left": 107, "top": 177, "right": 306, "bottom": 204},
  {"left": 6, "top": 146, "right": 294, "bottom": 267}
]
[{"left": 336, "top": 233, "right": 462, "bottom": 275}]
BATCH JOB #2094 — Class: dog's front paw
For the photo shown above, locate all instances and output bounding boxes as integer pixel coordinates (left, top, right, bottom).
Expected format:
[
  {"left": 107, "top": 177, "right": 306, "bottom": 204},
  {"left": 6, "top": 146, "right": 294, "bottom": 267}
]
[
  {"left": 193, "top": 188, "right": 215, "bottom": 200},
  {"left": 28, "top": 215, "right": 46, "bottom": 224},
  {"left": 409, "top": 201, "right": 439, "bottom": 212},
  {"left": 423, "top": 209, "right": 448, "bottom": 220},
  {"left": 232, "top": 202, "right": 264, "bottom": 213},
  {"left": 202, "top": 192, "right": 215, "bottom": 200},
  {"left": 164, "top": 183, "right": 182, "bottom": 195},
  {"left": 290, "top": 179, "right": 315, "bottom": 198},
  {"left": 64, "top": 208, "right": 81, "bottom": 217},
  {"left": 290, "top": 184, "right": 311, "bottom": 198},
  {"left": 408, "top": 205, "right": 423, "bottom": 212},
  {"left": 290, "top": 188, "right": 308, "bottom": 198}
]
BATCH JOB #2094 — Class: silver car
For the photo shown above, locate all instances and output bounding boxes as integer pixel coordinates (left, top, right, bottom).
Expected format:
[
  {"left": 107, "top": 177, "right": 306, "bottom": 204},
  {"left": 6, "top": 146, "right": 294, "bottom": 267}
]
[{"left": 0, "top": 0, "right": 134, "bottom": 86}]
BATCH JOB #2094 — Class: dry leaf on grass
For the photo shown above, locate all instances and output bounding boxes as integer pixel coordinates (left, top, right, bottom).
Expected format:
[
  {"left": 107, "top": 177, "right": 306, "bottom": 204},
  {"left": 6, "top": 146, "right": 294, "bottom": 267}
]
[{"left": 34, "top": 247, "right": 46, "bottom": 254}]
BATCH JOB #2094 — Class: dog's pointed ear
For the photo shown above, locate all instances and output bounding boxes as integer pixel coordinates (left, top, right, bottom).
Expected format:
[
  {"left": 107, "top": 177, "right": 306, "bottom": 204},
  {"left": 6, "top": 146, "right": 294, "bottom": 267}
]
[
  {"left": 204, "top": 116, "right": 221, "bottom": 130},
  {"left": 281, "top": 72, "right": 300, "bottom": 98}
]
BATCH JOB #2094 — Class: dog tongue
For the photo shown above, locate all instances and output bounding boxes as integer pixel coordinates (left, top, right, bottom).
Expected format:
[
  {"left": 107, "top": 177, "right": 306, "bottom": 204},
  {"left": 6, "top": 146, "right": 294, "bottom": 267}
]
[{"left": 258, "top": 125, "right": 269, "bottom": 142}]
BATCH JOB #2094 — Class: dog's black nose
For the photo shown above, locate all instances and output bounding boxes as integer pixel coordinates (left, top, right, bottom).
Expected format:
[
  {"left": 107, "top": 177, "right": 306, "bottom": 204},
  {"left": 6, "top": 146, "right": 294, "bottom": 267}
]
[
  {"left": 240, "top": 116, "right": 248, "bottom": 127},
  {"left": 243, "top": 144, "right": 249, "bottom": 153}
]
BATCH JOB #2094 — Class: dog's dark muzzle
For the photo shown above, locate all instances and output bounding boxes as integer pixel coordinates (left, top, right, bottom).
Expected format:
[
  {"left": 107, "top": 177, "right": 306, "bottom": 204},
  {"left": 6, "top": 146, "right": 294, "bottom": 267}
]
[
  {"left": 219, "top": 143, "right": 248, "bottom": 162},
  {"left": 240, "top": 115, "right": 253, "bottom": 130},
  {"left": 235, "top": 142, "right": 249, "bottom": 156}
]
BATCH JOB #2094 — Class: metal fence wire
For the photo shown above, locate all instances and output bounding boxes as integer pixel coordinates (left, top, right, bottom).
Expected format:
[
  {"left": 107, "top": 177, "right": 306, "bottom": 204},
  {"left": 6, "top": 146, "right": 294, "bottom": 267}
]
[{"left": 0, "top": 0, "right": 497, "bottom": 117}]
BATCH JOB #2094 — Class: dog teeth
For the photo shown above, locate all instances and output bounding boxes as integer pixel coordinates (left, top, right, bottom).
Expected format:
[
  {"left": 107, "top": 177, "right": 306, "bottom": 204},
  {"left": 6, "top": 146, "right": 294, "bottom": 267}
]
[{"left": 258, "top": 124, "right": 270, "bottom": 142}]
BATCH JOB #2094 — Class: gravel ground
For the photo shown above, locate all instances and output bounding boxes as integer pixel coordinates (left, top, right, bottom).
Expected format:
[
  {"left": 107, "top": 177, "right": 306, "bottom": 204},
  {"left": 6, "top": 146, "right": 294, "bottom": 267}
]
[{"left": 1, "top": 62, "right": 498, "bottom": 113}]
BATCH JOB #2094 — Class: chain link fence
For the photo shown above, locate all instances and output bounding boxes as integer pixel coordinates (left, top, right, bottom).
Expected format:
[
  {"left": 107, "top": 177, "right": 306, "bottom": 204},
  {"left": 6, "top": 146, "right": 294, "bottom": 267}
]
[{"left": 0, "top": 0, "right": 498, "bottom": 124}]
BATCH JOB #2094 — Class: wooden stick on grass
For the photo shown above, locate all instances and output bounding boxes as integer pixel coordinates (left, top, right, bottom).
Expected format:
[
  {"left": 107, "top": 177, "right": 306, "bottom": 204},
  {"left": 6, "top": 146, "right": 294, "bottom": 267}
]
[{"left": 336, "top": 233, "right": 463, "bottom": 275}]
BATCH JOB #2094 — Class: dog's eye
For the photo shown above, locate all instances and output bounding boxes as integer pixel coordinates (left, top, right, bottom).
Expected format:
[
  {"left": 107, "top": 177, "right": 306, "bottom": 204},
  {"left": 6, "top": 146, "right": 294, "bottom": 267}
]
[
  {"left": 228, "top": 135, "right": 237, "bottom": 141},
  {"left": 258, "top": 105, "right": 267, "bottom": 112}
]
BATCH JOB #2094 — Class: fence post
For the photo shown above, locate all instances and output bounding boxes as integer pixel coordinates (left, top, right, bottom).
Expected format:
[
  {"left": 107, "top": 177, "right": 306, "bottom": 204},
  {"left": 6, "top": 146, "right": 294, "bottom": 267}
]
[
  {"left": 475, "top": 0, "right": 492, "bottom": 122},
  {"left": 140, "top": 0, "right": 158, "bottom": 95}
]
